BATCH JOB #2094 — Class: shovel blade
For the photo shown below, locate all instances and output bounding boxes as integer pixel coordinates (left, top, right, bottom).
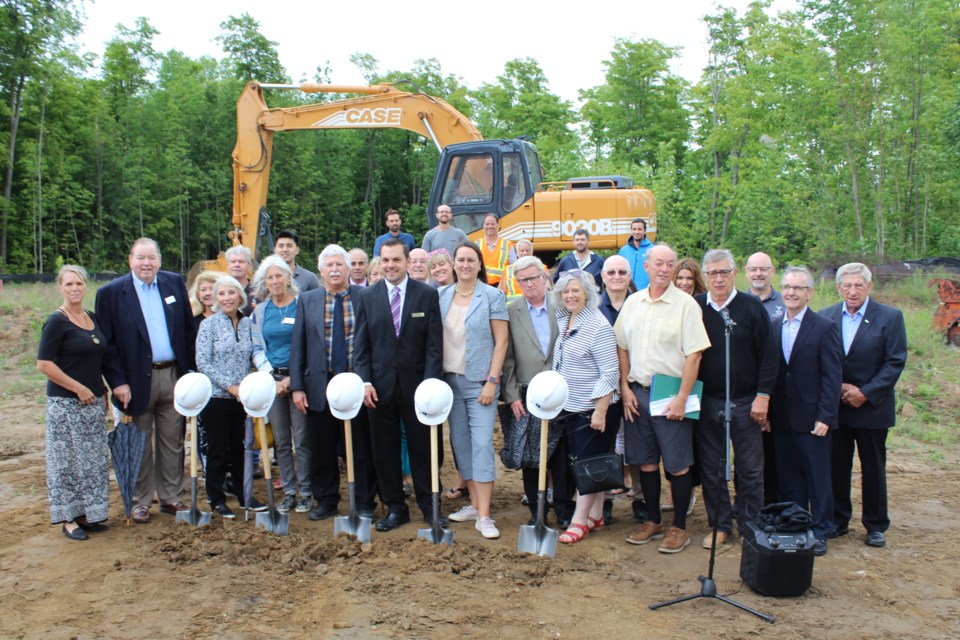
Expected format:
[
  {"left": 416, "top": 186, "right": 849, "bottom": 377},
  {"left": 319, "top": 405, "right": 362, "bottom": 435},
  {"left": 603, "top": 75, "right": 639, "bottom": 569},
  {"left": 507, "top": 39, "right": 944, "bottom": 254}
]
[
  {"left": 255, "top": 509, "right": 289, "bottom": 536},
  {"left": 518, "top": 523, "right": 559, "bottom": 557},
  {"left": 176, "top": 508, "right": 212, "bottom": 528},
  {"left": 417, "top": 526, "right": 454, "bottom": 546},
  {"left": 333, "top": 514, "right": 373, "bottom": 544}
]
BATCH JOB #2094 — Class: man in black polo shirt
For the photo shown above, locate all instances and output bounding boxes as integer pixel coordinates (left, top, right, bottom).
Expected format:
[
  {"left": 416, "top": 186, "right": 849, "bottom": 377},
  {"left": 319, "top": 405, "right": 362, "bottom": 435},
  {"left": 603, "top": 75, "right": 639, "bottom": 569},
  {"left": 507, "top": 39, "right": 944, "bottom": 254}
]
[{"left": 694, "top": 249, "right": 778, "bottom": 549}]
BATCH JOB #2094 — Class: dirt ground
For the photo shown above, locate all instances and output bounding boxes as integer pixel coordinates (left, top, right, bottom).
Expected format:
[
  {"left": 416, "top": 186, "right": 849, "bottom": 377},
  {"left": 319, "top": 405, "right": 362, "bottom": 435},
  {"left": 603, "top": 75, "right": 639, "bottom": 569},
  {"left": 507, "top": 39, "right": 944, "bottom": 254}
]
[{"left": 1, "top": 307, "right": 959, "bottom": 639}]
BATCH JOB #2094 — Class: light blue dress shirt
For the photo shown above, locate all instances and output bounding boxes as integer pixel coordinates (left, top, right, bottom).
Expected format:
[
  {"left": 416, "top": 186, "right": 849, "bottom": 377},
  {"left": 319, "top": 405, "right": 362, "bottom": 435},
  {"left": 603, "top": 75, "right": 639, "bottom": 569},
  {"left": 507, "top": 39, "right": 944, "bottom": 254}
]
[
  {"left": 132, "top": 273, "right": 175, "bottom": 363},
  {"left": 841, "top": 297, "right": 869, "bottom": 355},
  {"left": 781, "top": 306, "right": 807, "bottom": 364},
  {"left": 526, "top": 300, "right": 551, "bottom": 357}
]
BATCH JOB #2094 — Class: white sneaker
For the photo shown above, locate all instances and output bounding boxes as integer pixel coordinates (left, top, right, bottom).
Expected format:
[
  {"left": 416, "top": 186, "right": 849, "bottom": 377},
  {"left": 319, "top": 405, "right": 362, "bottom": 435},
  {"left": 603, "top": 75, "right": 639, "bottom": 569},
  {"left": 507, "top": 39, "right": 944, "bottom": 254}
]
[
  {"left": 449, "top": 505, "right": 478, "bottom": 522},
  {"left": 475, "top": 516, "right": 500, "bottom": 539}
]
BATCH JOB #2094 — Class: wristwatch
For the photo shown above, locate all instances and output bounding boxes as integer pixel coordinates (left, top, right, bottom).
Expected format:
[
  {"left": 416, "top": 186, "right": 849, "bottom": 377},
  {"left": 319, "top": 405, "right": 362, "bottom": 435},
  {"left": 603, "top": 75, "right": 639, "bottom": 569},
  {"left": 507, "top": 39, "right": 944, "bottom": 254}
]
[{"left": 487, "top": 376, "right": 499, "bottom": 385}]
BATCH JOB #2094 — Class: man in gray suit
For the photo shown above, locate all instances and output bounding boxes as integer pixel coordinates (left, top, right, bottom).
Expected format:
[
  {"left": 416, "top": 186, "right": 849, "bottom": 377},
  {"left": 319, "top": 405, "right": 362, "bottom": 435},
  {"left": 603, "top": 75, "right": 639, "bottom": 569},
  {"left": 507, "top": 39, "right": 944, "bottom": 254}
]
[{"left": 501, "top": 256, "right": 570, "bottom": 526}]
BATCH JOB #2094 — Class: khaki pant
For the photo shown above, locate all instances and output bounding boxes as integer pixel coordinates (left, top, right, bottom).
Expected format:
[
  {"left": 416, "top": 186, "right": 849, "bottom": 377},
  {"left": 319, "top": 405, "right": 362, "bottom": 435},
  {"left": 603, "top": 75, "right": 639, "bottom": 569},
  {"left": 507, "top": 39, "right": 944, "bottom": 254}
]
[{"left": 132, "top": 367, "right": 184, "bottom": 509}]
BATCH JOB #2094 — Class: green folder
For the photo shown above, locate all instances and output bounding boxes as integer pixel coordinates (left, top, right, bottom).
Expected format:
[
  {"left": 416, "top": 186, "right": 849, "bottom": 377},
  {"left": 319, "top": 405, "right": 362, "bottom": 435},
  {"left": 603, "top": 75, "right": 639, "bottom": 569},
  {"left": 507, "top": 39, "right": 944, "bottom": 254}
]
[{"left": 649, "top": 374, "right": 703, "bottom": 419}]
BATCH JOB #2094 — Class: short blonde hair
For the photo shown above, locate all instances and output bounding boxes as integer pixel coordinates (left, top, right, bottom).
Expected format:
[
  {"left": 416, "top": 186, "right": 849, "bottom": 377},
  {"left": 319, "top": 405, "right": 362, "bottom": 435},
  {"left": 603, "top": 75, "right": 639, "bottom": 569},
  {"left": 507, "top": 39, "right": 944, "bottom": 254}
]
[
  {"left": 212, "top": 275, "right": 249, "bottom": 312},
  {"left": 57, "top": 264, "right": 88, "bottom": 286}
]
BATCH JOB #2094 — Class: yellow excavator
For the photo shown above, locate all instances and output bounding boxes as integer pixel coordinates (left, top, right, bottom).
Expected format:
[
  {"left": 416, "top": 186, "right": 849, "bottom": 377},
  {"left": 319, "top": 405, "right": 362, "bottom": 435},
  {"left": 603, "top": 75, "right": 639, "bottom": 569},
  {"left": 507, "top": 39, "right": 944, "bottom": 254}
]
[{"left": 225, "top": 81, "right": 656, "bottom": 266}]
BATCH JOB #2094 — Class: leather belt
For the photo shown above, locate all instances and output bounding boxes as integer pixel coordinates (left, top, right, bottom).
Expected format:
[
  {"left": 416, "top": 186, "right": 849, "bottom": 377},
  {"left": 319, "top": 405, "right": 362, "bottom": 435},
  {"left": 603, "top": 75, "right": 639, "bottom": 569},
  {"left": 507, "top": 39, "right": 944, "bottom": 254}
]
[
  {"left": 152, "top": 361, "right": 175, "bottom": 370},
  {"left": 274, "top": 367, "right": 290, "bottom": 377}
]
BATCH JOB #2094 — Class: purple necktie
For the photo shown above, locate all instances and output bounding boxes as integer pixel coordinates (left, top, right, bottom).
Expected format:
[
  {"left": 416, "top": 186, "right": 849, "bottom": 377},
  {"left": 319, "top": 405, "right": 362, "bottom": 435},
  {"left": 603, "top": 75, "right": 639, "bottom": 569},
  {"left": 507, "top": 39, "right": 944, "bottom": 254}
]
[{"left": 391, "top": 286, "right": 401, "bottom": 337}]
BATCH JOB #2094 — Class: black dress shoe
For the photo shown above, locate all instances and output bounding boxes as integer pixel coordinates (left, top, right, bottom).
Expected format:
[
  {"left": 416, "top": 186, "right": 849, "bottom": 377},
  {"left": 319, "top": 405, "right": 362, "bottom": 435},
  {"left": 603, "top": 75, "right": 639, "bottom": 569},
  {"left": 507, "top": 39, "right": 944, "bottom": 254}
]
[
  {"left": 603, "top": 499, "right": 614, "bottom": 526},
  {"left": 422, "top": 513, "right": 449, "bottom": 528},
  {"left": 62, "top": 523, "right": 88, "bottom": 541},
  {"left": 375, "top": 510, "right": 411, "bottom": 532},
  {"left": 76, "top": 519, "right": 109, "bottom": 533},
  {"left": 866, "top": 531, "right": 886, "bottom": 547},
  {"left": 308, "top": 503, "right": 338, "bottom": 521},
  {"left": 814, "top": 538, "right": 828, "bottom": 556},
  {"left": 828, "top": 524, "right": 849, "bottom": 539}
]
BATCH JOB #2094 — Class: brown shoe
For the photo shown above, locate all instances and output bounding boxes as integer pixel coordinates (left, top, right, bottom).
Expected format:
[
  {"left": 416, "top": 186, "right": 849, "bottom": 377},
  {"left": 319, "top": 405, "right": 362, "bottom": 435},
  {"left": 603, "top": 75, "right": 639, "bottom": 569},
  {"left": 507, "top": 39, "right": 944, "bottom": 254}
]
[
  {"left": 702, "top": 530, "right": 732, "bottom": 549},
  {"left": 132, "top": 505, "right": 150, "bottom": 524},
  {"left": 659, "top": 526, "right": 691, "bottom": 554},
  {"left": 159, "top": 501, "right": 188, "bottom": 515},
  {"left": 625, "top": 521, "right": 664, "bottom": 545}
]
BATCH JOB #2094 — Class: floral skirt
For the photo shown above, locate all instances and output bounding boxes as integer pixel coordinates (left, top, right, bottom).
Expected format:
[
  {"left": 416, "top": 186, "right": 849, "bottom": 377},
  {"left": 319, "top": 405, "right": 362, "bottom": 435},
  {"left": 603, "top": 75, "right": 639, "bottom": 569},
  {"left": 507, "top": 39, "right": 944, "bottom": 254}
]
[{"left": 45, "top": 396, "right": 110, "bottom": 524}]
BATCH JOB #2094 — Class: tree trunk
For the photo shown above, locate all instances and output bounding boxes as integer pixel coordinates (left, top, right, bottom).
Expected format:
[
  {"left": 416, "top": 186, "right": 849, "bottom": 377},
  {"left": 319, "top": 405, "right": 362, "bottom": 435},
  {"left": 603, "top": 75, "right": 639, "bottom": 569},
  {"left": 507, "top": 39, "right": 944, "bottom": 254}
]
[
  {"left": 2, "top": 74, "right": 27, "bottom": 266},
  {"left": 36, "top": 93, "right": 45, "bottom": 274}
]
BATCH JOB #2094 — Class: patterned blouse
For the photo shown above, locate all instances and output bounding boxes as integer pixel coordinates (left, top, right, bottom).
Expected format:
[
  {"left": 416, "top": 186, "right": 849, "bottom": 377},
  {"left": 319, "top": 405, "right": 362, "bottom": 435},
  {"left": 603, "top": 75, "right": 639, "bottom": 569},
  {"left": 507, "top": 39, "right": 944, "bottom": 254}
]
[
  {"left": 196, "top": 312, "right": 253, "bottom": 398},
  {"left": 553, "top": 306, "right": 620, "bottom": 412}
]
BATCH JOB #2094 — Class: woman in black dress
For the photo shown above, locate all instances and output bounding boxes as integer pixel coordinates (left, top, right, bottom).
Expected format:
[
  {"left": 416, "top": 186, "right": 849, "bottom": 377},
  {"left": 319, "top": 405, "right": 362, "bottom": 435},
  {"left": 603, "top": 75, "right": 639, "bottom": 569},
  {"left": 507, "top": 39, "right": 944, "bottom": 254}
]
[{"left": 36, "top": 265, "right": 110, "bottom": 541}]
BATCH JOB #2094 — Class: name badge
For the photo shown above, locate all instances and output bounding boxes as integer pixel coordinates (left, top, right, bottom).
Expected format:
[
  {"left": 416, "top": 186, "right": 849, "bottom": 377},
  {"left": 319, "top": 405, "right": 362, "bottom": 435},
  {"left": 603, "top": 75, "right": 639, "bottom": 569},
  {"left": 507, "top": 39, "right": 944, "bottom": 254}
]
[
  {"left": 282, "top": 317, "right": 295, "bottom": 325},
  {"left": 164, "top": 296, "right": 176, "bottom": 304},
  {"left": 411, "top": 312, "right": 425, "bottom": 318}
]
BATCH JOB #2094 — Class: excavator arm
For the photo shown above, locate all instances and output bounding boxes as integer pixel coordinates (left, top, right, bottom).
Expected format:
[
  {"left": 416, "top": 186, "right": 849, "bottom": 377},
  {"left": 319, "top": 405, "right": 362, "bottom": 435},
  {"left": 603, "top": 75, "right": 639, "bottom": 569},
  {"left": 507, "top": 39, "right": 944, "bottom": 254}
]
[{"left": 229, "top": 81, "right": 482, "bottom": 262}]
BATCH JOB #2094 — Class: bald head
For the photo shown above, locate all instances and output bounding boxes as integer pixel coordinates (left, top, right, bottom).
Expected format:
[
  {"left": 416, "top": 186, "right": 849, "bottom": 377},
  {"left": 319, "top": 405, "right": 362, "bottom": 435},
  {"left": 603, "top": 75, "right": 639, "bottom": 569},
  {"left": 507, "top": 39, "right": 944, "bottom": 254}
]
[
  {"left": 746, "top": 252, "right": 775, "bottom": 297},
  {"left": 644, "top": 244, "right": 678, "bottom": 295},
  {"left": 408, "top": 248, "right": 429, "bottom": 282},
  {"left": 602, "top": 254, "right": 631, "bottom": 294}
]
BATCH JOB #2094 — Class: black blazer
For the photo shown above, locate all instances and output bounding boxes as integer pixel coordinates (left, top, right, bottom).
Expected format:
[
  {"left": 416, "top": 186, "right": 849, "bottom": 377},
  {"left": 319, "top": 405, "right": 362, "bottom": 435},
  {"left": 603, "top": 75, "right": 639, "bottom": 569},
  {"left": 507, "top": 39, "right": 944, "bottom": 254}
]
[
  {"left": 770, "top": 308, "right": 842, "bottom": 433},
  {"left": 821, "top": 299, "right": 907, "bottom": 429},
  {"left": 353, "top": 278, "right": 443, "bottom": 406},
  {"left": 95, "top": 271, "right": 195, "bottom": 416},
  {"left": 289, "top": 285, "right": 365, "bottom": 412}
]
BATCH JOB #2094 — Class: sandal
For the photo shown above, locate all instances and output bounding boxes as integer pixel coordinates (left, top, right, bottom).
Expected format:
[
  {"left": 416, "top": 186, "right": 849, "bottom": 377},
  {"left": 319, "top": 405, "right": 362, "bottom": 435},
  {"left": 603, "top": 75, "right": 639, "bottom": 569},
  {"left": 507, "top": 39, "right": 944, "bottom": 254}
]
[
  {"left": 444, "top": 486, "right": 469, "bottom": 500},
  {"left": 588, "top": 516, "right": 605, "bottom": 531},
  {"left": 559, "top": 522, "right": 590, "bottom": 544}
]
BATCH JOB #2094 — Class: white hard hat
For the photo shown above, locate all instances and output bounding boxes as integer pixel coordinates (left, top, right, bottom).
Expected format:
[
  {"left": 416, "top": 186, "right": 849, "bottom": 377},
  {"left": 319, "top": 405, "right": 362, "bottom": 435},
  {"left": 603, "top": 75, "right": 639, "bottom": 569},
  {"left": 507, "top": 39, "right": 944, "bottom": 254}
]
[
  {"left": 326, "top": 372, "right": 365, "bottom": 420},
  {"left": 526, "top": 371, "right": 569, "bottom": 420},
  {"left": 174, "top": 372, "right": 212, "bottom": 417},
  {"left": 239, "top": 371, "right": 277, "bottom": 418},
  {"left": 414, "top": 378, "right": 453, "bottom": 425}
]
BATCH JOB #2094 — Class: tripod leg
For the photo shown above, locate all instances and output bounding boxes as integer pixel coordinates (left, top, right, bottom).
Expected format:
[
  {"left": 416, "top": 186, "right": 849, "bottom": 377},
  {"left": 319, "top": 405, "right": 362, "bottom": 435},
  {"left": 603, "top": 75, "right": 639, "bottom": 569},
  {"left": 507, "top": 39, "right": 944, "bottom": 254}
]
[
  {"left": 714, "top": 595, "right": 776, "bottom": 623},
  {"left": 648, "top": 593, "right": 705, "bottom": 610}
]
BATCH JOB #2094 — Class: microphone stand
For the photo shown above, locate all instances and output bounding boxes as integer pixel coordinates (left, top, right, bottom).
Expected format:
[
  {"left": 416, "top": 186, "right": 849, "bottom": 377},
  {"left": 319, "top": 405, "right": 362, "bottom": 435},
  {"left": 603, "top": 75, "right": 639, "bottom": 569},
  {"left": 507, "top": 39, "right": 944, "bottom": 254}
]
[{"left": 649, "top": 307, "right": 773, "bottom": 623}]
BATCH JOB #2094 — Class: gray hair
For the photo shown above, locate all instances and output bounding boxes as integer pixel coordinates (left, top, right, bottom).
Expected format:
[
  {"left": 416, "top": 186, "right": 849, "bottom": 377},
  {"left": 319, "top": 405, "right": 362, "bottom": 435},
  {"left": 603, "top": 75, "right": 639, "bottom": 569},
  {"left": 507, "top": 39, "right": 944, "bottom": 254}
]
[
  {"left": 252, "top": 255, "right": 298, "bottom": 301},
  {"left": 516, "top": 239, "right": 534, "bottom": 252},
  {"left": 130, "top": 237, "right": 161, "bottom": 258},
  {"left": 349, "top": 248, "right": 369, "bottom": 263},
  {"left": 317, "top": 244, "right": 350, "bottom": 270},
  {"left": 57, "top": 264, "right": 88, "bottom": 285},
  {"left": 513, "top": 255, "right": 546, "bottom": 274},
  {"left": 212, "top": 275, "right": 249, "bottom": 312},
  {"left": 782, "top": 265, "right": 815, "bottom": 289},
  {"left": 702, "top": 249, "right": 736, "bottom": 271},
  {"left": 549, "top": 270, "right": 600, "bottom": 311},
  {"left": 224, "top": 245, "right": 252, "bottom": 264},
  {"left": 836, "top": 262, "right": 872, "bottom": 286}
]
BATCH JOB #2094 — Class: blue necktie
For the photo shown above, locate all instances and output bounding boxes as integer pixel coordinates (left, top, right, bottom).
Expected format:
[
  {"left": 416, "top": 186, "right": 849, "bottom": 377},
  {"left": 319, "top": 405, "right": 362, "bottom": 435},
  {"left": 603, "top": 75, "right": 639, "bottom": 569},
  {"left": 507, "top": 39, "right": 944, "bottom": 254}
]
[{"left": 331, "top": 293, "right": 347, "bottom": 373}]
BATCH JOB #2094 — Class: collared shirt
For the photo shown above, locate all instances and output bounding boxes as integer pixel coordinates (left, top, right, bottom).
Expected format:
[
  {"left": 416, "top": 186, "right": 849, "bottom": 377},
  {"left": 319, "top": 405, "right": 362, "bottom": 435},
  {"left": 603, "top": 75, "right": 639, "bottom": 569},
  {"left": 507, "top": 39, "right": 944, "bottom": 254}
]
[
  {"left": 131, "top": 273, "right": 175, "bottom": 363},
  {"left": 350, "top": 278, "right": 368, "bottom": 288},
  {"left": 293, "top": 264, "right": 321, "bottom": 293},
  {"left": 614, "top": 282, "right": 711, "bottom": 386},
  {"left": 385, "top": 277, "right": 409, "bottom": 333},
  {"left": 555, "top": 307, "right": 619, "bottom": 412},
  {"left": 747, "top": 287, "right": 785, "bottom": 321},
  {"left": 526, "top": 299, "right": 551, "bottom": 357},
  {"left": 841, "top": 297, "right": 869, "bottom": 355},
  {"left": 706, "top": 288, "right": 738, "bottom": 312},
  {"left": 324, "top": 288, "right": 356, "bottom": 371},
  {"left": 782, "top": 305, "right": 808, "bottom": 363},
  {"left": 598, "top": 290, "right": 626, "bottom": 327}
]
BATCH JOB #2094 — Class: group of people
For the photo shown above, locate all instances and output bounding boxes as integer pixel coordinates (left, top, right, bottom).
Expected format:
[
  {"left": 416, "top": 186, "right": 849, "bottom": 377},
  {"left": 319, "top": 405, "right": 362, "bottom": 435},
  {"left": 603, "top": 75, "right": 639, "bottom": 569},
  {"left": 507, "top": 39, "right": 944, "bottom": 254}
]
[{"left": 38, "top": 208, "right": 906, "bottom": 557}]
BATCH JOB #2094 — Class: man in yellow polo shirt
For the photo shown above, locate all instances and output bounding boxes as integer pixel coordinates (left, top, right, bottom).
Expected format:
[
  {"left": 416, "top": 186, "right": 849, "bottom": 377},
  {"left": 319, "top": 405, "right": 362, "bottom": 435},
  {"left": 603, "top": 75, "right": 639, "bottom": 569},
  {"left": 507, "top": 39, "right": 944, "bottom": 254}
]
[{"left": 477, "top": 213, "right": 517, "bottom": 287}]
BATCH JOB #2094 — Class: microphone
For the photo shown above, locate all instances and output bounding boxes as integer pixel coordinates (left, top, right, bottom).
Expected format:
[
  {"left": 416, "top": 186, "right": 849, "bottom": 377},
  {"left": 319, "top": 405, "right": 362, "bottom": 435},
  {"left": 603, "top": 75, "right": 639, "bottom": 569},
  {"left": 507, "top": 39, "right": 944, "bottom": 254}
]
[{"left": 719, "top": 307, "right": 737, "bottom": 328}]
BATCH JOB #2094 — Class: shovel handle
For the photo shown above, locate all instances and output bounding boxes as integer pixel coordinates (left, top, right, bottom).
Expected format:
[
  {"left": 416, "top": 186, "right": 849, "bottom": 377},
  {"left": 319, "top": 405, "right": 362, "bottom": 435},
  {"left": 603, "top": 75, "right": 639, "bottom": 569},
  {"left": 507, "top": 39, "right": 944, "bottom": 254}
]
[
  {"left": 256, "top": 417, "right": 272, "bottom": 481},
  {"left": 344, "top": 419, "right": 355, "bottom": 483},
  {"left": 538, "top": 418, "right": 549, "bottom": 492},
  {"left": 189, "top": 416, "right": 199, "bottom": 480},
  {"left": 430, "top": 423, "right": 439, "bottom": 493}
]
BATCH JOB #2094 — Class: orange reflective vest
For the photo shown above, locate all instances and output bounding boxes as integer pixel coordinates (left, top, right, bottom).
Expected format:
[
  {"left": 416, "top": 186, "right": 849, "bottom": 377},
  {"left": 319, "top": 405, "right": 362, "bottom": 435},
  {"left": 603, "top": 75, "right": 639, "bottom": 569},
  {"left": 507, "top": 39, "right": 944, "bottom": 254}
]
[
  {"left": 478, "top": 237, "right": 513, "bottom": 285},
  {"left": 501, "top": 264, "right": 523, "bottom": 300}
]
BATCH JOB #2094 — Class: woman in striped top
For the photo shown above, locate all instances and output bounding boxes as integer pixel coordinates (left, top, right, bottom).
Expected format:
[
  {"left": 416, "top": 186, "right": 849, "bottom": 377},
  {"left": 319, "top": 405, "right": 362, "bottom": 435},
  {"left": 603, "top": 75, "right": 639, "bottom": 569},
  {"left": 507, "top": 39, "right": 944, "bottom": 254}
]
[{"left": 551, "top": 270, "right": 620, "bottom": 544}]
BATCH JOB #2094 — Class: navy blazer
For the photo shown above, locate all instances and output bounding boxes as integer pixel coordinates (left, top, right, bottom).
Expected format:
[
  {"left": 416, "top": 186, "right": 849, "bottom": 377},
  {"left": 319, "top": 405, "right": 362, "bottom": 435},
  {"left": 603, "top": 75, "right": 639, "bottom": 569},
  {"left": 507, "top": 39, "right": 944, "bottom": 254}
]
[
  {"left": 95, "top": 271, "right": 195, "bottom": 416},
  {"left": 353, "top": 278, "right": 443, "bottom": 406},
  {"left": 770, "top": 308, "right": 842, "bottom": 433},
  {"left": 289, "top": 285, "right": 365, "bottom": 412},
  {"left": 821, "top": 299, "right": 907, "bottom": 429}
]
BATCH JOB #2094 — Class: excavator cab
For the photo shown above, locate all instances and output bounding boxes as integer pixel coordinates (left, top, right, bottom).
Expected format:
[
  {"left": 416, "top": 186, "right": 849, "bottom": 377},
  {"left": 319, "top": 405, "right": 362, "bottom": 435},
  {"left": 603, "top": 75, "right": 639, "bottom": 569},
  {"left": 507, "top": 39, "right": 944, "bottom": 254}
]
[{"left": 427, "top": 139, "right": 544, "bottom": 234}]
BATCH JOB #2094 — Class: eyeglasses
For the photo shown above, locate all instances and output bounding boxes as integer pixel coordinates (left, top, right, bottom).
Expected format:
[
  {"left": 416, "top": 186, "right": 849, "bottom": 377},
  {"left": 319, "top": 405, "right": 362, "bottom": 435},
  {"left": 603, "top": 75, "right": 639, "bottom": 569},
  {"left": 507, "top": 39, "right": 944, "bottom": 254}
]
[
  {"left": 746, "top": 266, "right": 772, "bottom": 273},
  {"left": 781, "top": 285, "right": 811, "bottom": 292},
  {"left": 704, "top": 269, "right": 734, "bottom": 279},
  {"left": 605, "top": 270, "right": 628, "bottom": 276},
  {"left": 517, "top": 274, "right": 545, "bottom": 285}
]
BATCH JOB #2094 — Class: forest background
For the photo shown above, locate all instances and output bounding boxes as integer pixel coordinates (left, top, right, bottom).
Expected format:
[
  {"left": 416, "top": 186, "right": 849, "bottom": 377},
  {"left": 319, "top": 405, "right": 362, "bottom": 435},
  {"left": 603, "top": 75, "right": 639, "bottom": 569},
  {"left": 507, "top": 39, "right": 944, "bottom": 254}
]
[{"left": 2, "top": 0, "right": 959, "bottom": 275}]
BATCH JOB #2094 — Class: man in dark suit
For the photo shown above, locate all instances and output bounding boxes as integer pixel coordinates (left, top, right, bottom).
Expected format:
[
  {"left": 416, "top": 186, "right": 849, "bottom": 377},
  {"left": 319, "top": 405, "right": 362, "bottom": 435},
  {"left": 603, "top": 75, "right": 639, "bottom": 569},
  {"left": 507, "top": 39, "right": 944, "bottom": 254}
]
[
  {"left": 290, "top": 245, "right": 378, "bottom": 522},
  {"left": 769, "top": 266, "right": 842, "bottom": 556},
  {"left": 96, "top": 238, "right": 196, "bottom": 524},
  {"left": 353, "top": 238, "right": 444, "bottom": 531},
  {"left": 823, "top": 263, "right": 907, "bottom": 548}
]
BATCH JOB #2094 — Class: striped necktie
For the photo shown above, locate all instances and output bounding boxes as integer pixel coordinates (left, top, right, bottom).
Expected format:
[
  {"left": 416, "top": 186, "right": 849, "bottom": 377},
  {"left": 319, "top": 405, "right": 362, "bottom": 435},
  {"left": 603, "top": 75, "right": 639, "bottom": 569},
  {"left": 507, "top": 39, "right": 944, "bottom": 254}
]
[{"left": 391, "top": 286, "right": 401, "bottom": 337}]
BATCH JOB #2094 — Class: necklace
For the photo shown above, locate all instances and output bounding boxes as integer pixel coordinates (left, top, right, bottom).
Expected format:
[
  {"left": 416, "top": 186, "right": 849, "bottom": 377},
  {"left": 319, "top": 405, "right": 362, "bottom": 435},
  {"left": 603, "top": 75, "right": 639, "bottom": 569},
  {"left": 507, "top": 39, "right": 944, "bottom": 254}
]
[
  {"left": 455, "top": 284, "right": 476, "bottom": 297},
  {"left": 60, "top": 306, "right": 99, "bottom": 344}
]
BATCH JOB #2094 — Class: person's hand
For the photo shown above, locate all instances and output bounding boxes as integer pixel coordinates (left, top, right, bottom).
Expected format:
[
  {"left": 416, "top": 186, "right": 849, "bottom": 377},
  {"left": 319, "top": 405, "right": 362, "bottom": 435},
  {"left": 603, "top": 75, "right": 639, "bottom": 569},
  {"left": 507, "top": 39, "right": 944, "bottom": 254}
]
[
  {"left": 292, "top": 390, "right": 308, "bottom": 414},
  {"left": 841, "top": 383, "right": 867, "bottom": 408},
  {"left": 621, "top": 383, "right": 639, "bottom": 421},
  {"left": 76, "top": 385, "right": 96, "bottom": 405},
  {"left": 226, "top": 384, "right": 240, "bottom": 399},
  {"left": 363, "top": 384, "right": 378, "bottom": 409},
  {"left": 112, "top": 384, "right": 131, "bottom": 410},
  {"left": 478, "top": 381, "right": 496, "bottom": 405},
  {"left": 511, "top": 399, "right": 526, "bottom": 420},
  {"left": 665, "top": 396, "right": 686, "bottom": 421},
  {"left": 591, "top": 409, "right": 607, "bottom": 431},
  {"left": 761, "top": 419, "right": 771, "bottom": 433},
  {"left": 812, "top": 421, "right": 830, "bottom": 437},
  {"left": 751, "top": 395, "right": 770, "bottom": 425}
]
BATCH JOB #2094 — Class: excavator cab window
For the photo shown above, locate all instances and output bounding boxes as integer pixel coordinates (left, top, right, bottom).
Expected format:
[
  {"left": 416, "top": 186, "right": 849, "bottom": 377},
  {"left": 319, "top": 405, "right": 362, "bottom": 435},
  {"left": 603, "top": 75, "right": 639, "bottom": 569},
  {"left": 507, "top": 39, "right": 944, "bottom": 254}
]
[
  {"left": 501, "top": 153, "right": 527, "bottom": 212},
  {"left": 442, "top": 154, "right": 494, "bottom": 206}
]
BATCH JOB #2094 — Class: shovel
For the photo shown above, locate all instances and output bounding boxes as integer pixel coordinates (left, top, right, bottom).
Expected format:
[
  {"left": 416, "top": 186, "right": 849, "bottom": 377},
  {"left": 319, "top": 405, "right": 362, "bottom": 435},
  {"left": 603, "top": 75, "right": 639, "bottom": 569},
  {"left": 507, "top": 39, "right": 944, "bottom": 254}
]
[
  {"left": 518, "top": 417, "right": 558, "bottom": 557},
  {"left": 417, "top": 422, "right": 453, "bottom": 545},
  {"left": 333, "top": 418, "right": 372, "bottom": 543},
  {"left": 177, "top": 415, "right": 211, "bottom": 528},
  {"left": 254, "top": 417, "right": 289, "bottom": 536}
]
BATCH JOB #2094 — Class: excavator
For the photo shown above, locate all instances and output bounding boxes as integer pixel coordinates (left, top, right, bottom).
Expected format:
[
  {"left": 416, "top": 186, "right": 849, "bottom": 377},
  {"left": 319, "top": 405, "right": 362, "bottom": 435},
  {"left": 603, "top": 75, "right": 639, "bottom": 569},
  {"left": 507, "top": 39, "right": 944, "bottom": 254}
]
[{"left": 226, "top": 81, "right": 657, "bottom": 266}]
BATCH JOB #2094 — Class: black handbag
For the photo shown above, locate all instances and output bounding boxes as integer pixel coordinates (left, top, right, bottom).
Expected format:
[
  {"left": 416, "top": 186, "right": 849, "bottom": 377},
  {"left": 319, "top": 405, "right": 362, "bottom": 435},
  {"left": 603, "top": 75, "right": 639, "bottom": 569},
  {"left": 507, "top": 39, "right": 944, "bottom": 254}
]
[{"left": 572, "top": 452, "right": 624, "bottom": 495}]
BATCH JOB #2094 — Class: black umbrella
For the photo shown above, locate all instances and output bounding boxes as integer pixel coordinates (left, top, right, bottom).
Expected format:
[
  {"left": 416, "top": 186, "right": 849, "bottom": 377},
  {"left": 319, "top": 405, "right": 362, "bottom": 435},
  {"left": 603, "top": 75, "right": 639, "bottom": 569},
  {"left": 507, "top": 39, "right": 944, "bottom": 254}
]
[{"left": 107, "top": 418, "right": 147, "bottom": 525}]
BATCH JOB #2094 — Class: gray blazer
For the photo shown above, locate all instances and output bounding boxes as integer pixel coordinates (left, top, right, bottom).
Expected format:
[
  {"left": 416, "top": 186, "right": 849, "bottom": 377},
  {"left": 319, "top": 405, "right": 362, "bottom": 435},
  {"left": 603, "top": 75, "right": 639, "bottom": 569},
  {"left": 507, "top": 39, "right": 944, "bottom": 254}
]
[
  {"left": 438, "top": 282, "right": 509, "bottom": 382},
  {"left": 501, "top": 297, "right": 558, "bottom": 404}
]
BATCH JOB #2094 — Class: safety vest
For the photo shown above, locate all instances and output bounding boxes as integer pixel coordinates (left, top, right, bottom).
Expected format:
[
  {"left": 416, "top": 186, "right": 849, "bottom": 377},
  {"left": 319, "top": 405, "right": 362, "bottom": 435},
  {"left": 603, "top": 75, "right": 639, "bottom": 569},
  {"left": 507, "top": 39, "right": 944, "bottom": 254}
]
[
  {"left": 501, "top": 265, "right": 523, "bottom": 300},
  {"left": 478, "top": 237, "right": 512, "bottom": 285}
]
